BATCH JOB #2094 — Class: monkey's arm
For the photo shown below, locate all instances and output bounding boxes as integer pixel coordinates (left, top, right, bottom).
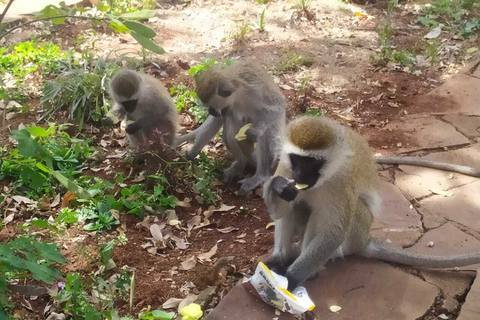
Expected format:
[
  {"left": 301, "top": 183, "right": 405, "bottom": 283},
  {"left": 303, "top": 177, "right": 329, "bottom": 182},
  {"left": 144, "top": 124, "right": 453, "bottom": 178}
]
[
  {"left": 103, "top": 102, "right": 126, "bottom": 126},
  {"left": 182, "top": 115, "right": 223, "bottom": 159},
  {"left": 375, "top": 156, "right": 480, "bottom": 177},
  {"left": 263, "top": 175, "right": 297, "bottom": 220},
  {"left": 246, "top": 107, "right": 282, "bottom": 142}
]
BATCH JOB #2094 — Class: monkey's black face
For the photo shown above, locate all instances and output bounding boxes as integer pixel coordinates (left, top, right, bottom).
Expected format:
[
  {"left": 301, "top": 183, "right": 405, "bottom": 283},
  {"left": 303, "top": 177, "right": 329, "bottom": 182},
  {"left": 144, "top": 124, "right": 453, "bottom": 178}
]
[
  {"left": 122, "top": 99, "right": 138, "bottom": 113},
  {"left": 289, "top": 154, "right": 326, "bottom": 189}
]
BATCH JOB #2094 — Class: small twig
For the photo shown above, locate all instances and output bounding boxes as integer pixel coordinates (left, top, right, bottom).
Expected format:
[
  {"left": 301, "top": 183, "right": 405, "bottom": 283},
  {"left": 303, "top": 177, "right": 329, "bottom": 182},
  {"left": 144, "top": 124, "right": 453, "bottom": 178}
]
[
  {"left": 0, "top": 15, "right": 105, "bottom": 39},
  {"left": 0, "top": 0, "right": 15, "bottom": 25}
]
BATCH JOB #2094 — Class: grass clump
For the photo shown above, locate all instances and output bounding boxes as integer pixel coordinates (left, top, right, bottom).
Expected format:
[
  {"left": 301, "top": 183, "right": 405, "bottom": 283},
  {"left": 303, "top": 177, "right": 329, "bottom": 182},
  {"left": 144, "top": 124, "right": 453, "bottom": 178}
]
[
  {"left": 230, "top": 21, "right": 253, "bottom": 44},
  {"left": 274, "top": 49, "right": 314, "bottom": 74},
  {"left": 41, "top": 56, "right": 119, "bottom": 125}
]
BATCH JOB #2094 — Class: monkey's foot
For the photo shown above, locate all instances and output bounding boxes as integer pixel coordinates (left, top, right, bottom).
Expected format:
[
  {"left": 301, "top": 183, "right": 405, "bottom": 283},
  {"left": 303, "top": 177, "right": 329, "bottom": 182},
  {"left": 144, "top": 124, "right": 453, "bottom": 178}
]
[
  {"left": 223, "top": 161, "right": 245, "bottom": 183},
  {"left": 285, "top": 272, "right": 301, "bottom": 291},
  {"left": 238, "top": 175, "right": 268, "bottom": 195},
  {"left": 265, "top": 256, "right": 289, "bottom": 275}
]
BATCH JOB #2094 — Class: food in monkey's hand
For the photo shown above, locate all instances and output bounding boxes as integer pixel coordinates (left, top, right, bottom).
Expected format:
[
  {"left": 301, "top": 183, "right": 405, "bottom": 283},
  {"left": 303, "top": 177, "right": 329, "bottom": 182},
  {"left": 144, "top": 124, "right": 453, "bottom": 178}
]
[
  {"left": 295, "top": 183, "right": 309, "bottom": 190},
  {"left": 235, "top": 123, "right": 253, "bottom": 141}
]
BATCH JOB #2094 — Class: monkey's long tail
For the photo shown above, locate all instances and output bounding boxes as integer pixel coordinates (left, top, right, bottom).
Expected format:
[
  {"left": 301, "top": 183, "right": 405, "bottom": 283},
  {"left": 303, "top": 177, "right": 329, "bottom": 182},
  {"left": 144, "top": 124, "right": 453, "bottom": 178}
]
[
  {"left": 359, "top": 238, "right": 480, "bottom": 268},
  {"left": 375, "top": 156, "right": 480, "bottom": 178},
  {"left": 176, "top": 131, "right": 197, "bottom": 145}
]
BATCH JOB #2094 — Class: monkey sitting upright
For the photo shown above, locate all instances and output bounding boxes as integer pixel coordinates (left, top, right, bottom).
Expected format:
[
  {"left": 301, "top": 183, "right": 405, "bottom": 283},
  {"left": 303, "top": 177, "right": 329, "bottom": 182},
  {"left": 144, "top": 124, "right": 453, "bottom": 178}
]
[
  {"left": 263, "top": 115, "right": 480, "bottom": 290},
  {"left": 106, "top": 69, "right": 178, "bottom": 147},
  {"left": 176, "top": 61, "right": 286, "bottom": 195}
]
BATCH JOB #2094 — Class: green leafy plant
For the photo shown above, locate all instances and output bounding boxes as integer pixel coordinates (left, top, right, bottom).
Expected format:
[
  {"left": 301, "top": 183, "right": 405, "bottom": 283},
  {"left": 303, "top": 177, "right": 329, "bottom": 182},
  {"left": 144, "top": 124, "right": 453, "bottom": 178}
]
[
  {"left": 274, "top": 49, "right": 314, "bottom": 74},
  {"left": 2, "top": 124, "right": 94, "bottom": 199},
  {"left": 41, "top": 56, "right": 119, "bottom": 125},
  {"left": 294, "top": 0, "right": 311, "bottom": 11},
  {"left": 461, "top": 18, "right": 479, "bottom": 37},
  {"left": 259, "top": 8, "right": 266, "bottom": 32},
  {"left": 0, "top": 237, "right": 66, "bottom": 309},
  {"left": 138, "top": 310, "right": 175, "bottom": 320},
  {"left": 78, "top": 201, "right": 120, "bottom": 232},
  {"left": 169, "top": 84, "right": 208, "bottom": 124},
  {"left": 190, "top": 153, "right": 222, "bottom": 205},
  {"left": 257, "top": 0, "right": 274, "bottom": 3},
  {"left": 186, "top": 59, "right": 216, "bottom": 79},
  {"left": 230, "top": 20, "right": 253, "bottom": 44},
  {"left": 56, "top": 273, "right": 103, "bottom": 320}
]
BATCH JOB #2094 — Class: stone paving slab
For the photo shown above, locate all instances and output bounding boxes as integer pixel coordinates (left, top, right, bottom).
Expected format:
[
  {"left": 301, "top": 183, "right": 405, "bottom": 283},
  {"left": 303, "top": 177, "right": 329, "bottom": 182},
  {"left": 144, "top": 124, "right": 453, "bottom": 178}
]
[
  {"left": 394, "top": 145, "right": 480, "bottom": 199},
  {"left": 420, "top": 270, "right": 475, "bottom": 312},
  {"left": 418, "top": 179, "right": 480, "bottom": 234},
  {"left": 406, "top": 223, "right": 480, "bottom": 271},
  {"left": 457, "top": 269, "right": 480, "bottom": 320},
  {"left": 382, "top": 115, "right": 469, "bottom": 153},
  {"left": 443, "top": 115, "right": 480, "bottom": 140},
  {"left": 371, "top": 181, "right": 423, "bottom": 247},
  {"left": 411, "top": 74, "right": 480, "bottom": 116},
  {"left": 207, "top": 257, "right": 439, "bottom": 320}
]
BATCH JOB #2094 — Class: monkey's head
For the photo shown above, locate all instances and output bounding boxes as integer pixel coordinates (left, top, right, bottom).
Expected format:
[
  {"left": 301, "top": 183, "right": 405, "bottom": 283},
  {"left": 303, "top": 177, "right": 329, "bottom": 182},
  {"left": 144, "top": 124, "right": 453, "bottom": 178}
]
[
  {"left": 195, "top": 68, "right": 238, "bottom": 117},
  {"left": 282, "top": 116, "right": 351, "bottom": 189},
  {"left": 109, "top": 69, "right": 142, "bottom": 113}
]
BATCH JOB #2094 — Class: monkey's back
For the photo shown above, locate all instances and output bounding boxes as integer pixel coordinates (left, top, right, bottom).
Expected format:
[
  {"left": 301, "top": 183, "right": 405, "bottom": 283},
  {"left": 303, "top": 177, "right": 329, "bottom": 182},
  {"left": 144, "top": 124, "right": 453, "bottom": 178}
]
[
  {"left": 229, "top": 61, "right": 286, "bottom": 107},
  {"left": 138, "top": 74, "right": 178, "bottom": 125}
]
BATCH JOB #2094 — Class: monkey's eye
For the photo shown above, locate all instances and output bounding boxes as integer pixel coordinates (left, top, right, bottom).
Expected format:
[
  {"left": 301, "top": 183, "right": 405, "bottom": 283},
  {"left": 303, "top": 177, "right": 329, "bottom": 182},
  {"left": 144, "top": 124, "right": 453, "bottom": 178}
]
[
  {"left": 289, "top": 154, "right": 325, "bottom": 171},
  {"left": 122, "top": 99, "right": 138, "bottom": 113}
]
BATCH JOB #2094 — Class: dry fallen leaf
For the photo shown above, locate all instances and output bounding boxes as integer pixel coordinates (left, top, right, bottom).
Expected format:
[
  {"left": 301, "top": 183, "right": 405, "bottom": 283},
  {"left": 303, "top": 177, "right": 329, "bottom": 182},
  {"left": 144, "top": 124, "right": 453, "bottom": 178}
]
[
  {"left": 198, "top": 244, "right": 218, "bottom": 262},
  {"left": 236, "top": 233, "right": 247, "bottom": 239},
  {"left": 214, "top": 204, "right": 236, "bottom": 213},
  {"left": 217, "top": 227, "right": 239, "bottom": 234},
  {"left": 162, "top": 297, "right": 183, "bottom": 309},
  {"left": 266, "top": 222, "right": 275, "bottom": 229},
  {"left": 181, "top": 256, "right": 197, "bottom": 270},
  {"left": 4, "top": 213, "right": 15, "bottom": 225},
  {"left": 174, "top": 197, "right": 192, "bottom": 208},
  {"left": 50, "top": 194, "right": 61, "bottom": 208},
  {"left": 61, "top": 191, "right": 75, "bottom": 208},
  {"left": 178, "top": 294, "right": 198, "bottom": 313},
  {"left": 171, "top": 235, "right": 189, "bottom": 250},
  {"left": 12, "top": 195, "right": 36, "bottom": 205},
  {"left": 429, "top": 189, "right": 454, "bottom": 197}
]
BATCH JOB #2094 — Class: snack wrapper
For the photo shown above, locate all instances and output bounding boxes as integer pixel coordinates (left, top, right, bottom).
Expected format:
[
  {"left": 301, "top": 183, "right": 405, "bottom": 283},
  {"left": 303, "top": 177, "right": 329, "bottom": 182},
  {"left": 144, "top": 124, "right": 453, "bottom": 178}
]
[{"left": 243, "top": 262, "right": 315, "bottom": 315}]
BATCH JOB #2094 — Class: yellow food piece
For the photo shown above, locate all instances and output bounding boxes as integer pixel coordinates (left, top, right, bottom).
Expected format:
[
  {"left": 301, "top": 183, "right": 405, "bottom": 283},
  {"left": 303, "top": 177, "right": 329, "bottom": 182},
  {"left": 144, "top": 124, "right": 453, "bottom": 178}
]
[
  {"left": 180, "top": 303, "right": 203, "bottom": 320},
  {"left": 235, "top": 123, "right": 253, "bottom": 141},
  {"left": 295, "top": 184, "right": 309, "bottom": 190}
]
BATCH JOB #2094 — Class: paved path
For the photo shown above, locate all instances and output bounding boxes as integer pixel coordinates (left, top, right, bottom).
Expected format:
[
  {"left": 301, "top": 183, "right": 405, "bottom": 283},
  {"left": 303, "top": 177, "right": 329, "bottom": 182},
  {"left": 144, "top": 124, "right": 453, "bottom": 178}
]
[{"left": 206, "top": 61, "right": 480, "bottom": 320}]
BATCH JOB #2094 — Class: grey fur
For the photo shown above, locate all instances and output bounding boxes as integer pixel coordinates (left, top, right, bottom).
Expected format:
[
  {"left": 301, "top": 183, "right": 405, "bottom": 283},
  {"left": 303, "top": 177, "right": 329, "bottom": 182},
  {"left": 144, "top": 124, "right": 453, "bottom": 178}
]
[
  {"left": 108, "top": 69, "right": 178, "bottom": 147},
  {"left": 178, "top": 61, "right": 286, "bottom": 195}
]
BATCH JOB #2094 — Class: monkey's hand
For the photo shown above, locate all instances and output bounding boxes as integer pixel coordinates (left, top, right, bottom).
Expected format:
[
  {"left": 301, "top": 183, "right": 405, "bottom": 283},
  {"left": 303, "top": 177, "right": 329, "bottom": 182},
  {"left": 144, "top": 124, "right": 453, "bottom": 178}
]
[
  {"left": 125, "top": 122, "right": 142, "bottom": 135},
  {"left": 101, "top": 117, "right": 115, "bottom": 127},
  {"left": 271, "top": 176, "right": 298, "bottom": 202},
  {"left": 245, "top": 127, "right": 261, "bottom": 143}
]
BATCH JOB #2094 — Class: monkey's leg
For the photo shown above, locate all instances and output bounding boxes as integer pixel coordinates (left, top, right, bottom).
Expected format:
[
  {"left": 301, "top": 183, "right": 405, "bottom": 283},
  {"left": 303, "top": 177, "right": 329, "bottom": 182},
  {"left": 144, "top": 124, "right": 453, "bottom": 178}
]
[
  {"left": 265, "top": 215, "right": 298, "bottom": 275},
  {"left": 127, "top": 131, "right": 144, "bottom": 148},
  {"left": 238, "top": 130, "right": 276, "bottom": 195},
  {"left": 285, "top": 222, "right": 345, "bottom": 290},
  {"left": 185, "top": 116, "right": 223, "bottom": 160},
  {"left": 223, "top": 126, "right": 249, "bottom": 183}
]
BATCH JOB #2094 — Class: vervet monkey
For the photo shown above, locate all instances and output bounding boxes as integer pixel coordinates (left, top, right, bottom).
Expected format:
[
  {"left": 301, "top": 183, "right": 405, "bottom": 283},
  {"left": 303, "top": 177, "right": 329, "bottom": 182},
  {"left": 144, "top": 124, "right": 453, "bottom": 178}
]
[
  {"left": 106, "top": 69, "right": 178, "bottom": 147},
  {"left": 264, "top": 116, "right": 480, "bottom": 290},
  {"left": 177, "top": 61, "right": 286, "bottom": 195}
]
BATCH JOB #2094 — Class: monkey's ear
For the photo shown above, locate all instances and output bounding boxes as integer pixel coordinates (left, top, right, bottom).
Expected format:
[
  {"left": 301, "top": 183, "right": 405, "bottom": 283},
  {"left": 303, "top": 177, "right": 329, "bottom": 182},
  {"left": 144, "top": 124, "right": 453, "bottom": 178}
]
[{"left": 217, "top": 81, "right": 236, "bottom": 98}]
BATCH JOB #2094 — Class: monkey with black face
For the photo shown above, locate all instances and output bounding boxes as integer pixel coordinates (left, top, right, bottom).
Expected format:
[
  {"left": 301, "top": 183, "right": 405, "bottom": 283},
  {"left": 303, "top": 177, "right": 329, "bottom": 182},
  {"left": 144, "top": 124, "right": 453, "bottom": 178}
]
[
  {"left": 177, "top": 61, "right": 286, "bottom": 195},
  {"left": 106, "top": 69, "right": 178, "bottom": 147},
  {"left": 264, "top": 116, "right": 480, "bottom": 290}
]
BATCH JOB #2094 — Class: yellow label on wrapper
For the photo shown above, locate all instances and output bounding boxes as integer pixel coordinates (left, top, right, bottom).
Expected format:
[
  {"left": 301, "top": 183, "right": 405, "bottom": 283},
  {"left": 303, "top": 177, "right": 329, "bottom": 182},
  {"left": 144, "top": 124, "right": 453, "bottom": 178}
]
[{"left": 243, "top": 262, "right": 316, "bottom": 315}]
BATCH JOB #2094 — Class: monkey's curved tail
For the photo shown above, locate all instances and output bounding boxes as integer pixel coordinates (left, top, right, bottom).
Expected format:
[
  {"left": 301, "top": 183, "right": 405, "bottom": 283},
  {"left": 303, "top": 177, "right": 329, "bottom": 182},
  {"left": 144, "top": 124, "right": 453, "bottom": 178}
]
[
  {"left": 176, "top": 131, "right": 197, "bottom": 145},
  {"left": 375, "top": 156, "right": 480, "bottom": 178},
  {"left": 360, "top": 239, "right": 480, "bottom": 268}
]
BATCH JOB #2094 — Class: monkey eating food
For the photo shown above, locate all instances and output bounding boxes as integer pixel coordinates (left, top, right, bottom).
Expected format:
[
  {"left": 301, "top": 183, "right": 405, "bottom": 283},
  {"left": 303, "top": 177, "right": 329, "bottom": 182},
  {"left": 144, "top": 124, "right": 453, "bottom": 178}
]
[
  {"left": 263, "top": 115, "right": 480, "bottom": 290},
  {"left": 105, "top": 69, "right": 178, "bottom": 148},
  {"left": 176, "top": 61, "right": 286, "bottom": 195}
]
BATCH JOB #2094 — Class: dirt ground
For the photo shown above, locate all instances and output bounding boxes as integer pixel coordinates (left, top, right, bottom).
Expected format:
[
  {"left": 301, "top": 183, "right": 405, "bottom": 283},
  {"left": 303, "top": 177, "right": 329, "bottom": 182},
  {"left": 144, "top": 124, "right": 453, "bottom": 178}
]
[{"left": 2, "top": 0, "right": 480, "bottom": 318}]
